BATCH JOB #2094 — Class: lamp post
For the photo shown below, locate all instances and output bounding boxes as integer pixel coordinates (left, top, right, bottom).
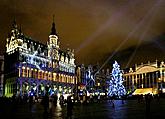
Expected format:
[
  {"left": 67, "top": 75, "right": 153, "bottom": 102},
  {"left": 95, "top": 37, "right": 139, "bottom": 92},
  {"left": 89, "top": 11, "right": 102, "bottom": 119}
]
[{"left": 158, "top": 78, "right": 163, "bottom": 93}]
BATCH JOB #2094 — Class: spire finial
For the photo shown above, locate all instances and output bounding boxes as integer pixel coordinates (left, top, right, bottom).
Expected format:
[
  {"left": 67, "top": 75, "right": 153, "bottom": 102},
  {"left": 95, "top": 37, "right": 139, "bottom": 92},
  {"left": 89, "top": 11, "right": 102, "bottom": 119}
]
[
  {"left": 53, "top": 14, "right": 55, "bottom": 23},
  {"left": 19, "top": 24, "right": 24, "bottom": 35},
  {"left": 19, "top": 24, "right": 22, "bottom": 32},
  {"left": 50, "top": 15, "right": 57, "bottom": 35},
  {"left": 12, "top": 17, "right": 17, "bottom": 29}
]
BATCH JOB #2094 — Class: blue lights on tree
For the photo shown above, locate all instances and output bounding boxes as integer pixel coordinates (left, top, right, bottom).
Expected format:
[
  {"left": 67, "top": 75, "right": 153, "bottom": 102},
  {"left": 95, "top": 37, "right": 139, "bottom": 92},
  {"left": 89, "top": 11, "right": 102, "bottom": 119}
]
[{"left": 108, "top": 61, "right": 126, "bottom": 98}]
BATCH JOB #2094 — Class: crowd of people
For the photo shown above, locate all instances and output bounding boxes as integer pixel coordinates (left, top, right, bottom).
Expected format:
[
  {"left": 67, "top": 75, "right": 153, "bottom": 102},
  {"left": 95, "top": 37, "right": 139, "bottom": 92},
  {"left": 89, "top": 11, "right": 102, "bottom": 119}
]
[{"left": 0, "top": 92, "right": 164, "bottom": 119}]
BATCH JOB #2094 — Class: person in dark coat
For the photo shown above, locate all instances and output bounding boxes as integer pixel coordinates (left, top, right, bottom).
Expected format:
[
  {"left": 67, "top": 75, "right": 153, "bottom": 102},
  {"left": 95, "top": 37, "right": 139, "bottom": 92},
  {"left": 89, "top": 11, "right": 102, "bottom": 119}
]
[
  {"left": 29, "top": 95, "right": 33, "bottom": 110},
  {"left": 67, "top": 96, "right": 74, "bottom": 119},
  {"left": 145, "top": 93, "right": 152, "bottom": 118},
  {"left": 43, "top": 93, "right": 49, "bottom": 113},
  {"left": 53, "top": 94, "right": 58, "bottom": 106},
  {"left": 59, "top": 94, "right": 64, "bottom": 106}
]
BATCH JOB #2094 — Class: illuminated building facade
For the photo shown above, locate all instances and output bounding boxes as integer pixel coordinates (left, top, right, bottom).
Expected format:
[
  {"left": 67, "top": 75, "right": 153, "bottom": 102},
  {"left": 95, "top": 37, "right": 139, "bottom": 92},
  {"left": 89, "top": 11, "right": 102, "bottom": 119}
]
[
  {"left": 75, "top": 64, "right": 96, "bottom": 97},
  {"left": 123, "top": 61, "right": 165, "bottom": 95},
  {"left": 94, "top": 68, "right": 110, "bottom": 94},
  {"left": 76, "top": 64, "right": 109, "bottom": 93},
  {"left": 79, "top": 64, "right": 95, "bottom": 90},
  {"left": 4, "top": 20, "right": 76, "bottom": 97}
]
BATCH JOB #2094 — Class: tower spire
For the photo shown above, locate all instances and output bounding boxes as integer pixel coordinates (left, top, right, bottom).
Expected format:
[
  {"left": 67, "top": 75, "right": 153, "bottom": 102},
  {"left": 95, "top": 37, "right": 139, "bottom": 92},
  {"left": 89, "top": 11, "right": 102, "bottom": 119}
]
[
  {"left": 12, "top": 17, "right": 17, "bottom": 29},
  {"left": 11, "top": 17, "right": 19, "bottom": 38},
  {"left": 53, "top": 15, "right": 55, "bottom": 22},
  {"left": 19, "top": 24, "right": 23, "bottom": 35},
  {"left": 50, "top": 15, "right": 57, "bottom": 35}
]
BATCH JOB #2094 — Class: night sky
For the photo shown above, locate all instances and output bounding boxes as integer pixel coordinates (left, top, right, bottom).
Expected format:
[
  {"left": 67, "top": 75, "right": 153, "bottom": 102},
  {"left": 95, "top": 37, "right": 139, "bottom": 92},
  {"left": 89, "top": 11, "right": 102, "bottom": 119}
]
[{"left": 0, "top": 0, "right": 164, "bottom": 67}]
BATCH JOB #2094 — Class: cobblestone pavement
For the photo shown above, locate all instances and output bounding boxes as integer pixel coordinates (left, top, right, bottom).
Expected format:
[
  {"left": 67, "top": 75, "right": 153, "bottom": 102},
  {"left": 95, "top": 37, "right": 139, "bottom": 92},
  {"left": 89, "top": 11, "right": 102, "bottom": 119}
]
[{"left": 0, "top": 98, "right": 165, "bottom": 119}]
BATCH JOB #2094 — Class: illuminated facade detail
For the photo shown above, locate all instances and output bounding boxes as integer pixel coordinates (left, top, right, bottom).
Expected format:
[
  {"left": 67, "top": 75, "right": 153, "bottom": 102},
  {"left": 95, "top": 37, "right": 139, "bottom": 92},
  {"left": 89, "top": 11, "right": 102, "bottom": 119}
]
[
  {"left": 76, "top": 64, "right": 109, "bottom": 98},
  {"left": 76, "top": 64, "right": 98, "bottom": 94},
  {"left": 4, "top": 19, "right": 76, "bottom": 97},
  {"left": 123, "top": 60, "right": 165, "bottom": 94}
]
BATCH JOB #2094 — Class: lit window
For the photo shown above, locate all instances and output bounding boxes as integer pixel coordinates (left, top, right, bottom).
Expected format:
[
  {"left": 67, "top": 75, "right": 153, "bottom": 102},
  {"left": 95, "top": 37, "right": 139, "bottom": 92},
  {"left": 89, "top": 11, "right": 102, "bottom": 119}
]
[
  {"left": 42, "top": 70, "right": 44, "bottom": 79},
  {"left": 22, "top": 67, "right": 27, "bottom": 77},
  {"left": 18, "top": 68, "right": 21, "bottom": 77},
  {"left": 38, "top": 70, "right": 42, "bottom": 79},
  {"left": 35, "top": 69, "right": 38, "bottom": 79},
  {"left": 45, "top": 71, "right": 48, "bottom": 80},
  {"left": 53, "top": 73, "right": 56, "bottom": 81},
  {"left": 48, "top": 72, "right": 52, "bottom": 80}
]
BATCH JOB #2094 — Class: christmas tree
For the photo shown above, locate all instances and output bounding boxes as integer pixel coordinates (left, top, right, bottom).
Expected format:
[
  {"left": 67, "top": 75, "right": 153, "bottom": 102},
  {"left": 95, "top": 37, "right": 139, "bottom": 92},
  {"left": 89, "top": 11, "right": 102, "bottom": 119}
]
[{"left": 108, "top": 61, "right": 126, "bottom": 98}]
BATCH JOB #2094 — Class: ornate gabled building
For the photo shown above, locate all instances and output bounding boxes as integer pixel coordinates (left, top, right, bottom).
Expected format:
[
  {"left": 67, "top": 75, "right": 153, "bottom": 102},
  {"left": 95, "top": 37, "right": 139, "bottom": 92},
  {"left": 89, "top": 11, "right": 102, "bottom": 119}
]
[
  {"left": 123, "top": 60, "right": 165, "bottom": 95},
  {"left": 76, "top": 64, "right": 109, "bottom": 93},
  {"left": 4, "top": 19, "right": 76, "bottom": 97}
]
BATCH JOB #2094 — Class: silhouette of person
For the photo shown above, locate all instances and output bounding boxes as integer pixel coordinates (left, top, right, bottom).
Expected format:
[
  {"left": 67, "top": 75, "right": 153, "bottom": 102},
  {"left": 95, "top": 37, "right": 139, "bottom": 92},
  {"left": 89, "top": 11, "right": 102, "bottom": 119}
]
[
  {"left": 43, "top": 92, "right": 49, "bottom": 113},
  {"left": 53, "top": 94, "right": 58, "bottom": 106},
  {"left": 59, "top": 94, "right": 64, "bottom": 106},
  {"left": 67, "top": 96, "right": 73, "bottom": 119},
  {"left": 29, "top": 94, "right": 33, "bottom": 110},
  {"left": 145, "top": 93, "right": 152, "bottom": 118}
]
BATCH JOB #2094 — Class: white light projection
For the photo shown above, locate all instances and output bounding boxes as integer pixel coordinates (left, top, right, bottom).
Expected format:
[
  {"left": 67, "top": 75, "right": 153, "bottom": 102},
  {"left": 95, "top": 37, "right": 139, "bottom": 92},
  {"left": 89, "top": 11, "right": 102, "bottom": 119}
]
[
  {"left": 85, "top": 69, "right": 95, "bottom": 87},
  {"left": 22, "top": 50, "right": 47, "bottom": 70},
  {"left": 88, "top": 70, "right": 95, "bottom": 82},
  {"left": 29, "top": 50, "right": 41, "bottom": 69}
]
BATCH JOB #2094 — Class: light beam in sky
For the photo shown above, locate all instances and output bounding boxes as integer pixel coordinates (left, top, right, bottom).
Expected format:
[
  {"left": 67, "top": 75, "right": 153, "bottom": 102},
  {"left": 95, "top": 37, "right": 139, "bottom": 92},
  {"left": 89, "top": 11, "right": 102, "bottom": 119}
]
[
  {"left": 94, "top": 0, "right": 162, "bottom": 74},
  {"left": 126, "top": 0, "right": 162, "bottom": 68},
  {"left": 75, "top": 0, "right": 139, "bottom": 53}
]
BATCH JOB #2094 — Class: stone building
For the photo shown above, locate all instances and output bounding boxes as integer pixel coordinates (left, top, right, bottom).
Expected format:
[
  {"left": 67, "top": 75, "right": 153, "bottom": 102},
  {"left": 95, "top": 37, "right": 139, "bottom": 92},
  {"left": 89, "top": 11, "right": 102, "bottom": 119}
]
[{"left": 4, "top": 19, "right": 76, "bottom": 97}]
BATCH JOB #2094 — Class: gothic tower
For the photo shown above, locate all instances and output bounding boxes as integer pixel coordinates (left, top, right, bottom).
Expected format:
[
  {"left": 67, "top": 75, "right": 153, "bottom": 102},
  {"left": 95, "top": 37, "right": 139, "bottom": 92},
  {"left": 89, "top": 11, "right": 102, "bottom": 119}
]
[
  {"left": 47, "top": 16, "right": 60, "bottom": 68},
  {"left": 6, "top": 19, "right": 23, "bottom": 53}
]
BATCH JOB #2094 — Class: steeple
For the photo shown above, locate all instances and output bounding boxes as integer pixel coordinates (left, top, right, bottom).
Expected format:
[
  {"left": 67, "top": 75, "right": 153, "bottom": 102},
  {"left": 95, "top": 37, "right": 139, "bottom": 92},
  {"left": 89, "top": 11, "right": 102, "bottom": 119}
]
[
  {"left": 48, "top": 15, "right": 59, "bottom": 59},
  {"left": 19, "top": 24, "right": 22, "bottom": 33},
  {"left": 50, "top": 15, "right": 57, "bottom": 35},
  {"left": 12, "top": 18, "right": 18, "bottom": 29},
  {"left": 18, "top": 24, "right": 24, "bottom": 36},
  {"left": 11, "top": 18, "right": 19, "bottom": 38}
]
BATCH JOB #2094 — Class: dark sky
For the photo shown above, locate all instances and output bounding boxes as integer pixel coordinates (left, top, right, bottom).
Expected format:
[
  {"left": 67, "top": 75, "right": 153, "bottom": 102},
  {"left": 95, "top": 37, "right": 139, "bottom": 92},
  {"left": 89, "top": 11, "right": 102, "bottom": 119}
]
[{"left": 0, "top": 0, "right": 164, "bottom": 66}]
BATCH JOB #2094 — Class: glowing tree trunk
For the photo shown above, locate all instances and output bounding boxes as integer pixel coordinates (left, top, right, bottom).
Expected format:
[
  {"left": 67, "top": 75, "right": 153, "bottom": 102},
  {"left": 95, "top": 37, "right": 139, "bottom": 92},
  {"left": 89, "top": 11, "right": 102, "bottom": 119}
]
[{"left": 108, "top": 61, "right": 126, "bottom": 98}]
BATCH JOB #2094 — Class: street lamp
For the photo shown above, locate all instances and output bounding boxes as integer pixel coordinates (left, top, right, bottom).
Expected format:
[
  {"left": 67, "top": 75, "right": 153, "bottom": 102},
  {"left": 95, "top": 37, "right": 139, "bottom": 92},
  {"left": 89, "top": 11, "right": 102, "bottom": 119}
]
[{"left": 98, "top": 83, "right": 100, "bottom": 87}]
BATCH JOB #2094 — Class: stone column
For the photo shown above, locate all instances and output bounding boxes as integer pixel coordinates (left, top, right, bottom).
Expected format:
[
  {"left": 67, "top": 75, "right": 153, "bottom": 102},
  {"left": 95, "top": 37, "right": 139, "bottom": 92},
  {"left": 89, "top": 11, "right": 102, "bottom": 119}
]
[
  {"left": 156, "top": 71, "right": 159, "bottom": 89},
  {"left": 130, "top": 75, "right": 132, "bottom": 91},
  {"left": 135, "top": 74, "right": 137, "bottom": 89},
  {"left": 137, "top": 74, "right": 139, "bottom": 88},
  {"left": 36, "top": 80, "right": 39, "bottom": 97},
  {"left": 148, "top": 73, "right": 150, "bottom": 88},
  {"left": 125, "top": 76, "right": 127, "bottom": 90},
  {"left": 128, "top": 76, "right": 130, "bottom": 91},
  {"left": 152, "top": 72, "right": 154, "bottom": 88},
  {"left": 132, "top": 75, "right": 134, "bottom": 92},
  {"left": 142, "top": 73, "right": 144, "bottom": 88},
  {"left": 20, "top": 79, "right": 22, "bottom": 96},
  {"left": 140, "top": 74, "right": 142, "bottom": 88},
  {"left": 143, "top": 73, "right": 145, "bottom": 88}
]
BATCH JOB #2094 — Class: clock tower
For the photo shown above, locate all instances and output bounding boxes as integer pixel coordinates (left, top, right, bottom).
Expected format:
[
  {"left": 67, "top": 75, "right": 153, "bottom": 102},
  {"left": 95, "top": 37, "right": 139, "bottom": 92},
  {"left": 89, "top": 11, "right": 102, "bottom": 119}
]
[{"left": 47, "top": 16, "right": 60, "bottom": 61}]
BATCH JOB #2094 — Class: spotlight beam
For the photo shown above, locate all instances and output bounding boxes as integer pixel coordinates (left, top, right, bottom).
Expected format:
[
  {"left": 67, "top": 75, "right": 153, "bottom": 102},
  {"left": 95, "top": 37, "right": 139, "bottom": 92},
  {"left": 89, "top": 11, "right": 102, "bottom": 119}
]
[
  {"left": 126, "top": 0, "right": 162, "bottom": 68},
  {"left": 94, "top": 0, "right": 162, "bottom": 75},
  {"left": 76, "top": 0, "right": 139, "bottom": 53}
]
